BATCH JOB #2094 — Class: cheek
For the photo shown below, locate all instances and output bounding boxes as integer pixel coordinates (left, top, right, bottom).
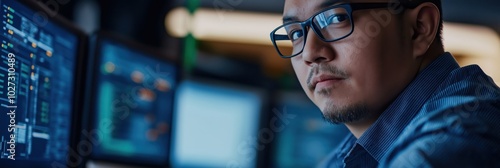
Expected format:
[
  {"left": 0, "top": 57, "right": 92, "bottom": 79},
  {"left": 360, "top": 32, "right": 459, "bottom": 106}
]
[
  {"left": 350, "top": 59, "right": 382, "bottom": 95},
  {"left": 335, "top": 35, "right": 387, "bottom": 101},
  {"left": 291, "top": 59, "right": 306, "bottom": 83},
  {"left": 291, "top": 59, "right": 312, "bottom": 92},
  {"left": 340, "top": 29, "right": 405, "bottom": 111}
]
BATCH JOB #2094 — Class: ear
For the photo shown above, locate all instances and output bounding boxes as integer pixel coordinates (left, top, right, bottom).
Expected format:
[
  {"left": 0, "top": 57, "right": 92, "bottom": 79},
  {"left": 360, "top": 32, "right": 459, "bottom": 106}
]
[{"left": 407, "top": 3, "right": 441, "bottom": 58}]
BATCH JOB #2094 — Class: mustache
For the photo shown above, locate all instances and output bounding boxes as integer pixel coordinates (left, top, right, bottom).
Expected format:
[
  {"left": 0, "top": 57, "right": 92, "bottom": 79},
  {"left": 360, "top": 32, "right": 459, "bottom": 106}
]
[{"left": 307, "top": 64, "right": 348, "bottom": 90}]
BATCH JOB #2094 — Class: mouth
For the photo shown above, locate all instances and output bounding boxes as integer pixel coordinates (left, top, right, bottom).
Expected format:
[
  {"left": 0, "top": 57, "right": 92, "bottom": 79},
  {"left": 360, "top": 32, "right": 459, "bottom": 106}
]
[{"left": 310, "top": 75, "right": 345, "bottom": 91}]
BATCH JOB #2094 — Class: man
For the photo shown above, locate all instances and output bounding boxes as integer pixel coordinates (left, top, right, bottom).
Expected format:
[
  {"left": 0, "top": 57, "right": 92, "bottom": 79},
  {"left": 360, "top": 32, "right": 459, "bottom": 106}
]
[{"left": 270, "top": 0, "right": 500, "bottom": 167}]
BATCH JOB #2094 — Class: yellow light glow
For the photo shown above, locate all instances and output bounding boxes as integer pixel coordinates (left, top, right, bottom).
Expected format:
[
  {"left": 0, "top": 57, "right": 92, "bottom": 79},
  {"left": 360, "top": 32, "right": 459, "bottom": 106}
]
[
  {"left": 165, "top": 7, "right": 191, "bottom": 37},
  {"left": 443, "top": 23, "right": 500, "bottom": 84},
  {"left": 443, "top": 23, "right": 500, "bottom": 58},
  {"left": 192, "top": 8, "right": 282, "bottom": 45},
  {"left": 165, "top": 7, "right": 283, "bottom": 45}
]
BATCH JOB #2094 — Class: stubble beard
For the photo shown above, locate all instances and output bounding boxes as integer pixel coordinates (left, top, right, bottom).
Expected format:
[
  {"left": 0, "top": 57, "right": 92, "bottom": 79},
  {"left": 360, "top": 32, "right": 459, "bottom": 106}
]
[{"left": 317, "top": 87, "right": 368, "bottom": 125}]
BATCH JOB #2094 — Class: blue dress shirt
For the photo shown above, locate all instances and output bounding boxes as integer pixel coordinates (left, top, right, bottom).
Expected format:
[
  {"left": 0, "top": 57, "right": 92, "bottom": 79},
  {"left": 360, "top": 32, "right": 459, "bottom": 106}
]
[{"left": 318, "top": 52, "right": 500, "bottom": 167}]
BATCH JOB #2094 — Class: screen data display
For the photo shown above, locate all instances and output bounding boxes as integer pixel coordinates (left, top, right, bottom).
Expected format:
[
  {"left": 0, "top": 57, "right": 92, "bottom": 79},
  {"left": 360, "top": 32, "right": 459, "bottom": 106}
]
[{"left": 0, "top": 0, "right": 79, "bottom": 164}]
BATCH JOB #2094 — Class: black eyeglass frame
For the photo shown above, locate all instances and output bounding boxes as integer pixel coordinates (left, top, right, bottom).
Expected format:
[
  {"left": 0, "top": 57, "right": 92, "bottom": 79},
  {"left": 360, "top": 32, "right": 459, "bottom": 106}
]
[{"left": 270, "top": 3, "right": 392, "bottom": 58}]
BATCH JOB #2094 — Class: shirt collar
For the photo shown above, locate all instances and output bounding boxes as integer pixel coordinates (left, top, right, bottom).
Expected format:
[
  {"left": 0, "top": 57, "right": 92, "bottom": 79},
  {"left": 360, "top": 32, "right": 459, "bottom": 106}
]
[{"left": 356, "top": 52, "right": 460, "bottom": 161}]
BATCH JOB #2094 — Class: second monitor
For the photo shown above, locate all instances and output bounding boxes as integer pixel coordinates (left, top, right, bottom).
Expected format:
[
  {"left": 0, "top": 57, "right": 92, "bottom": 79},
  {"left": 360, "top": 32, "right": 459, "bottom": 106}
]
[{"left": 85, "top": 32, "right": 178, "bottom": 167}]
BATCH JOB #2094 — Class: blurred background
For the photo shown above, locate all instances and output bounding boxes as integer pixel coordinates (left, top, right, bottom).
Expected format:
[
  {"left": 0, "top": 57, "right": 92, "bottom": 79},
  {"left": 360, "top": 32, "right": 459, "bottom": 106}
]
[
  {"left": 54, "top": 0, "right": 500, "bottom": 81},
  {"left": 47, "top": 0, "right": 500, "bottom": 167}
]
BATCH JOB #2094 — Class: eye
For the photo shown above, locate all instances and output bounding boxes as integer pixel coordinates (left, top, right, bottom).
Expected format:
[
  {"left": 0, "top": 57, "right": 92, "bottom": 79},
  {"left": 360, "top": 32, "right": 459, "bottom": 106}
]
[
  {"left": 289, "top": 30, "right": 304, "bottom": 41},
  {"left": 327, "top": 14, "right": 349, "bottom": 24}
]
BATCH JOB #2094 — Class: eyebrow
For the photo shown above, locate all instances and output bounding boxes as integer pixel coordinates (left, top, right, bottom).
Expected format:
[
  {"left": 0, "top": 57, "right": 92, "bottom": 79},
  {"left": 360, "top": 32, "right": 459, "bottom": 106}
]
[
  {"left": 282, "top": 16, "right": 299, "bottom": 24},
  {"left": 282, "top": 0, "right": 346, "bottom": 24},
  {"left": 319, "top": 0, "right": 345, "bottom": 9}
]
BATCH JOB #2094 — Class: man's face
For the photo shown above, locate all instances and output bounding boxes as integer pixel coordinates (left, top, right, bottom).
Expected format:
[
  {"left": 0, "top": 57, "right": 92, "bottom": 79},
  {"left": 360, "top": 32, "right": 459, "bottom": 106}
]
[{"left": 285, "top": 0, "right": 420, "bottom": 124}]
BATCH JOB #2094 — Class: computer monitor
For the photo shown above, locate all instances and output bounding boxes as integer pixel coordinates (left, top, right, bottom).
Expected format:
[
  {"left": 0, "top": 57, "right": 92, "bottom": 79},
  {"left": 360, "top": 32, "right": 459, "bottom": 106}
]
[
  {"left": 0, "top": 0, "right": 87, "bottom": 167},
  {"left": 85, "top": 32, "right": 178, "bottom": 167},
  {"left": 271, "top": 91, "right": 350, "bottom": 168},
  {"left": 171, "top": 79, "right": 264, "bottom": 168}
]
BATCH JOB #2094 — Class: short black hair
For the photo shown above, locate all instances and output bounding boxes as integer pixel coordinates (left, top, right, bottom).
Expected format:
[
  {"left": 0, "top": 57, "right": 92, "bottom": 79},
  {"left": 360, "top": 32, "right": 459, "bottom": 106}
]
[{"left": 400, "top": 0, "right": 443, "bottom": 44}]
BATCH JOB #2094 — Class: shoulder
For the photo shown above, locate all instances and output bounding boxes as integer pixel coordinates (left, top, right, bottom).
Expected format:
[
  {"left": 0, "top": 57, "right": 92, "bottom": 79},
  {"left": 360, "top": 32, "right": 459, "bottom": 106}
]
[
  {"left": 420, "top": 65, "right": 500, "bottom": 121},
  {"left": 381, "top": 65, "right": 500, "bottom": 167}
]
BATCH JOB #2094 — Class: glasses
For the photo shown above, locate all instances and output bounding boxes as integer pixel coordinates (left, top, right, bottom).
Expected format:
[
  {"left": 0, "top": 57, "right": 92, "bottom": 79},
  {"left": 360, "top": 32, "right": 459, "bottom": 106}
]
[{"left": 270, "top": 3, "right": 391, "bottom": 58}]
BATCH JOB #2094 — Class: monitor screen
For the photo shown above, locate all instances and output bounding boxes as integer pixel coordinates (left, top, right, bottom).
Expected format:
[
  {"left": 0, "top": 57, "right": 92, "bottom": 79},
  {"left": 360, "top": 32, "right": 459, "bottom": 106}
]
[
  {"left": 0, "top": 0, "right": 84, "bottom": 167},
  {"left": 171, "top": 80, "right": 263, "bottom": 168},
  {"left": 272, "top": 91, "right": 349, "bottom": 168},
  {"left": 87, "top": 34, "right": 177, "bottom": 166}
]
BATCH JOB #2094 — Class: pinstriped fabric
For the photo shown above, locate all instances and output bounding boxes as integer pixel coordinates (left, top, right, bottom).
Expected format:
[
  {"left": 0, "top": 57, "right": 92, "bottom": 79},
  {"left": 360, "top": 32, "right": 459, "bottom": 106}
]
[
  {"left": 356, "top": 53, "right": 460, "bottom": 162},
  {"left": 381, "top": 65, "right": 500, "bottom": 167},
  {"left": 318, "top": 52, "right": 500, "bottom": 168}
]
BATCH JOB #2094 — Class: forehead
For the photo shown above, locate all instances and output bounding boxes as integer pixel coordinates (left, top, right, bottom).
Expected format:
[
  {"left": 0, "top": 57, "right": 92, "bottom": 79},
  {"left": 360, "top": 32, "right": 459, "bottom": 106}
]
[
  {"left": 283, "top": 0, "right": 381, "bottom": 22},
  {"left": 283, "top": 0, "right": 344, "bottom": 19}
]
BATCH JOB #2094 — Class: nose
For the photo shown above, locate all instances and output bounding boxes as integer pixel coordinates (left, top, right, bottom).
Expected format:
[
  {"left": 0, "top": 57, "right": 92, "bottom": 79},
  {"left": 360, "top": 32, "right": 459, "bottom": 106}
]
[{"left": 300, "top": 28, "right": 336, "bottom": 66}]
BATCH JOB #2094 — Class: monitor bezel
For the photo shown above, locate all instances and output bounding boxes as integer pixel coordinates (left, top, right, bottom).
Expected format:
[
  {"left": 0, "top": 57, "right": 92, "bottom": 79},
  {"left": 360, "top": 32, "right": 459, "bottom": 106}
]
[
  {"left": 83, "top": 31, "right": 179, "bottom": 168},
  {"left": 0, "top": 0, "right": 88, "bottom": 167}
]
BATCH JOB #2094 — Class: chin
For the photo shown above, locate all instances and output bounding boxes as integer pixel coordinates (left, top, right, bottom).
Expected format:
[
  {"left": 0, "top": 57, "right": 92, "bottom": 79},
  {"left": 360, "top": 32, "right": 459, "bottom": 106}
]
[{"left": 319, "top": 100, "right": 368, "bottom": 124}]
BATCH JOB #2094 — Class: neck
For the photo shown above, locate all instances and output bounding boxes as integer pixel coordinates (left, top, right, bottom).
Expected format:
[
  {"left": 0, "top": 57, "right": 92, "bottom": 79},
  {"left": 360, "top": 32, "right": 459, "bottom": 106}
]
[
  {"left": 344, "top": 111, "right": 382, "bottom": 138},
  {"left": 345, "top": 120, "right": 376, "bottom": 138},
  {"left": 419, "top": 43, "right": 445, "bottom": 72}
]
